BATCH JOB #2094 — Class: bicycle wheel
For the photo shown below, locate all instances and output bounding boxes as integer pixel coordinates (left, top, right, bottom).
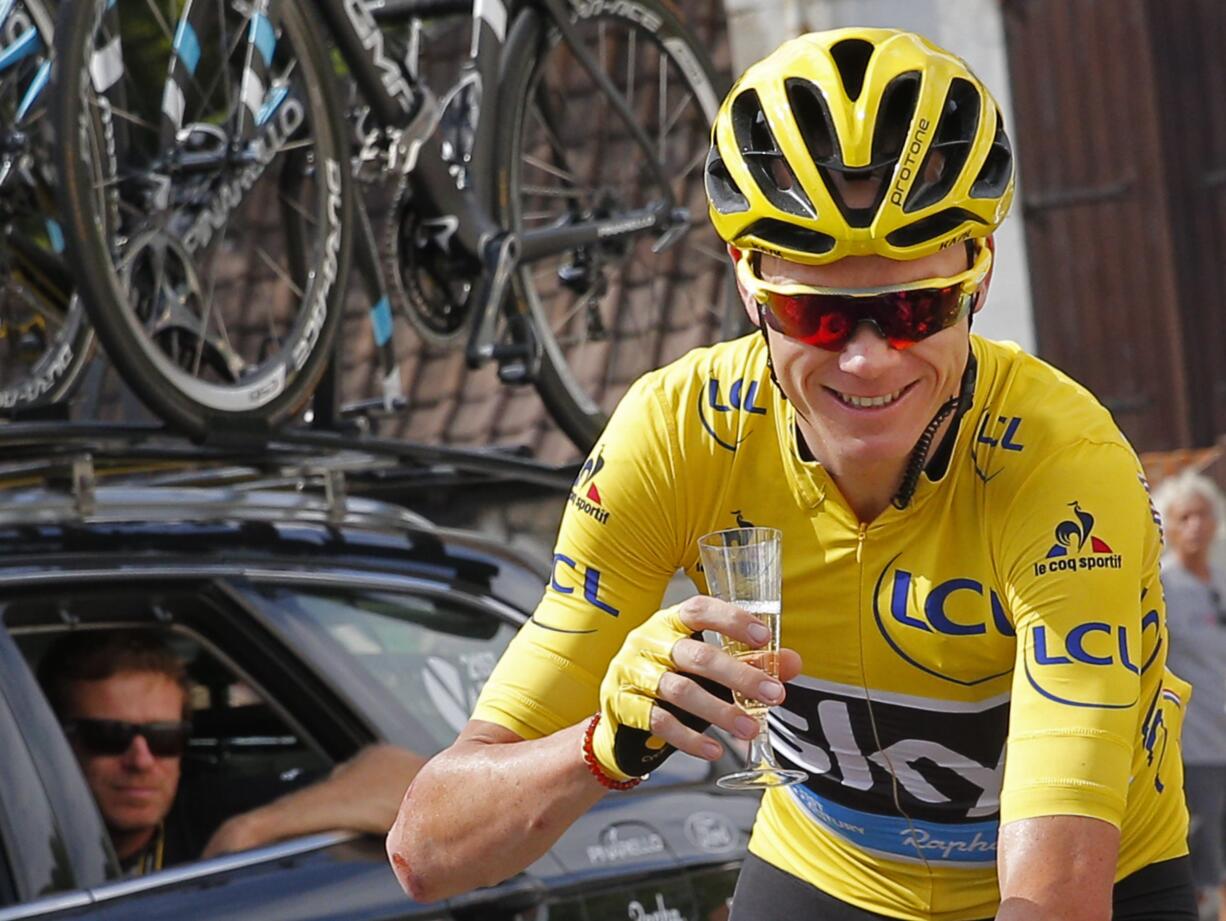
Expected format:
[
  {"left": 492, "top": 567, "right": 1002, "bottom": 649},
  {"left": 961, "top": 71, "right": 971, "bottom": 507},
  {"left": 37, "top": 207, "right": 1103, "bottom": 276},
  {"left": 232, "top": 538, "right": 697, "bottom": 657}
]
[
  {"left": 0, "top": 0, "right": 93, "bottom": 414},
  {"left": 496, "top": 1, "right": 736, "bottom": 451},
  {"left": 54, "top": 0, "right": 351, "bottom": 438}
]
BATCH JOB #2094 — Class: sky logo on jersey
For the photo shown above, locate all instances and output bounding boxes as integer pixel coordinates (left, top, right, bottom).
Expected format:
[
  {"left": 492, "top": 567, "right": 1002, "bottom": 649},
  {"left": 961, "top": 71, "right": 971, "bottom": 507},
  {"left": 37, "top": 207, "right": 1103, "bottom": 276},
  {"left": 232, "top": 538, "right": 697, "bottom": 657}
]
[
  {"left": 1032, "top": 501, "right": 1122, "bottom": 576},
  {"left": 772, "top": 675, "right": 1006, "bottom": 865},
  {"left": 569, "top": 447, "right": 611, "bottom": 525}
]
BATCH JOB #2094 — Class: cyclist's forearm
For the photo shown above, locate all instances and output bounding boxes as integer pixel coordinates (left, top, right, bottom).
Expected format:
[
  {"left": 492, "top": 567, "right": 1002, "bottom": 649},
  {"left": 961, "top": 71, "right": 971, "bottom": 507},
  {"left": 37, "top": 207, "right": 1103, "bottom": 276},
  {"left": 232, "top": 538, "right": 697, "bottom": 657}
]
[
  {"left": 386, "top": 721, "right": 604, "bottom": 902},
  {"left": 995, "top": 816, "right": 1116, "bottom": 921}
]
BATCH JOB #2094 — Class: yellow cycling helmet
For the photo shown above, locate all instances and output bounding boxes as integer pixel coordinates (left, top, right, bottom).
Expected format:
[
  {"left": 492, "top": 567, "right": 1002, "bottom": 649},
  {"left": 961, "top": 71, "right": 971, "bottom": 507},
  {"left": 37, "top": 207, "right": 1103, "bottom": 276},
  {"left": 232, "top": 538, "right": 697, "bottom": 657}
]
[{"left": 705, "top": 28, "right": 1015, "bottom": 264}]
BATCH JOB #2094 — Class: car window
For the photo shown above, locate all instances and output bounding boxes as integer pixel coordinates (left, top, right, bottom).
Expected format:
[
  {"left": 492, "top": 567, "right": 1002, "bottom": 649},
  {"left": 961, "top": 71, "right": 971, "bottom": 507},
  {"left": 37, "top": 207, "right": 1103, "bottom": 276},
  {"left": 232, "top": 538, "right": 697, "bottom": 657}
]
[
  {"left": 9, "top": 613, "right": 334, "bottom": 878},
  {"left": 245, "top": 586, "right": 517, "bottom": 753}
]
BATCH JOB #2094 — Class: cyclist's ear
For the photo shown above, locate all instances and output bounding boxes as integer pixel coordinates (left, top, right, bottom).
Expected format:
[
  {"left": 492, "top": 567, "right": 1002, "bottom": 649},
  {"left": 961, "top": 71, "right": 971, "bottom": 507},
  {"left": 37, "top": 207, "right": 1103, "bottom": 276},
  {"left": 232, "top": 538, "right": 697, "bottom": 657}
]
[{"left": 728, "top": 244, "right": 760, "bottom": 327}]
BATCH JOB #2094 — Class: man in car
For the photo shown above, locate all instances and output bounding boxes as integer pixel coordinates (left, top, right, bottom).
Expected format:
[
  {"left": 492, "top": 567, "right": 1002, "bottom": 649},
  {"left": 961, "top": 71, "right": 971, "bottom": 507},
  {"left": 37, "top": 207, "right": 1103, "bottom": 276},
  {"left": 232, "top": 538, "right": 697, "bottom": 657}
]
[{"left": 39, "top": 629, "right": 424, "bottom": 876}]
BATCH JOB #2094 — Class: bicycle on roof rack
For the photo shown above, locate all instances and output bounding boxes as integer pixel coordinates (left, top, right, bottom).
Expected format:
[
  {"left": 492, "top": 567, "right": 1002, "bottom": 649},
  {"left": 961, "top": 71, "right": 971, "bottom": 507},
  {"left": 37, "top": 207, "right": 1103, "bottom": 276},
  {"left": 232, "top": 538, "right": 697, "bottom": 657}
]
[
  {"left": 0, "top": 0, "right": 95, "bottom": 415},
  {"left": 51, "top": 0, "right": 735, "bottom": 450}
]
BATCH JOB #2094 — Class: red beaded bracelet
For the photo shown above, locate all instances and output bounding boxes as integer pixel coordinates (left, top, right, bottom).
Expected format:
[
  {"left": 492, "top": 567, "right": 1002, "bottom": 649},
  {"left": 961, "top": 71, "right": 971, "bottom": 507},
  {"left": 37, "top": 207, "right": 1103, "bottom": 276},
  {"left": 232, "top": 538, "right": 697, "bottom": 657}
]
[{"left": 582, "top": 713, "right": 643, "bottom": 790}]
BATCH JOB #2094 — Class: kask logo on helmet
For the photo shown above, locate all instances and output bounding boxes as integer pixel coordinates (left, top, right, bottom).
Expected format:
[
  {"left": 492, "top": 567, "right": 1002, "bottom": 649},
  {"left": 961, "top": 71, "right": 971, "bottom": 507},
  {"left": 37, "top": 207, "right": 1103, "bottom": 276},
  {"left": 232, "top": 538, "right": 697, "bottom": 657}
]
[{"left": 1032, "top": 501, "right": 1122, "bottom": 576}]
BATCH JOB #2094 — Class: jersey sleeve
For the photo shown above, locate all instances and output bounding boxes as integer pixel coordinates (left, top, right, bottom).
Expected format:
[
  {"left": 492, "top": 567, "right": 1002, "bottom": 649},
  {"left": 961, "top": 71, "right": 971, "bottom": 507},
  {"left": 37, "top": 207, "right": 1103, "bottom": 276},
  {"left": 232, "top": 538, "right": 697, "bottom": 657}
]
[
  {"left": 472, "top": 372, "right": 691, "bottom": 739},
  {"left": 993, "top": 440, "right": 1160, "bottom": 828}
]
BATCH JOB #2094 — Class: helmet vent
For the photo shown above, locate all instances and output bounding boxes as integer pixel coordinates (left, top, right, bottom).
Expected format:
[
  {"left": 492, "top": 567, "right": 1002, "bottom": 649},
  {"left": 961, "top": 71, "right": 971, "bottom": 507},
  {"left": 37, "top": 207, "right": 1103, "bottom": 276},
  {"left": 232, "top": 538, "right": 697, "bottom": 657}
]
[
  {"left": 829, "top": 38, "right": 875, "bottom": 102},
  {"left": 904, "top": 78, "right": 981, "bottom": 213},
  {"left": 705, "top": 144, "right": 749, "bottom": 213},
  {"left": 871, "top": 72, "right": 921, "bottom": 167},
  {"left": 885, "top": 208, "right": 985, "bottom": 248},
  {"left": 971, "top": 114, "right": 1014, "bottom": 198},
  {"left": 785, "top": 78, "right": 839, "bottom": 165},
  {"left": 731, "top": 89, "right": 816, "bottom": 218},
  {"left": 744, "top": 219, "right": 835, "bottom": 256}
]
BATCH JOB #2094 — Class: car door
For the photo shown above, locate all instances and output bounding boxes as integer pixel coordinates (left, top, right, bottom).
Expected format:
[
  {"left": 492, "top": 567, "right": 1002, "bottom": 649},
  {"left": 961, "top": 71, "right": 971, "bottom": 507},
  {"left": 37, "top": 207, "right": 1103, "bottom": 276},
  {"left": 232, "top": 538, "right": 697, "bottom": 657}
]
[
  {"left": 0, "top": 584, "right": 452, "bottom": 921},
  {"left": 0, "top": 629, "right": 112, "bottom": 918}
]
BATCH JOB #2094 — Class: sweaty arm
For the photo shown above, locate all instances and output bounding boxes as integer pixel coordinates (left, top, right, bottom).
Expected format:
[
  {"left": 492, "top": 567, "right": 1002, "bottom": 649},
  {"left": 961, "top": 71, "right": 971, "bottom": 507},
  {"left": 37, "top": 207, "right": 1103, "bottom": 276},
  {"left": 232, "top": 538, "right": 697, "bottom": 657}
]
[
  {"left": 202, "top": 744, "right": 426, "bottom": 858},
  {"left": 992, "top": 441, "right": 1162, "bottom": 921},
  {"left": 386, "top": 373, "right": 799, "bottom": 902},
  {"left": 386, "top": 596, "right": 798, "bottom": 902},
  {"left": 995, "top": 816, "right": 1118, "bottom": 921}
]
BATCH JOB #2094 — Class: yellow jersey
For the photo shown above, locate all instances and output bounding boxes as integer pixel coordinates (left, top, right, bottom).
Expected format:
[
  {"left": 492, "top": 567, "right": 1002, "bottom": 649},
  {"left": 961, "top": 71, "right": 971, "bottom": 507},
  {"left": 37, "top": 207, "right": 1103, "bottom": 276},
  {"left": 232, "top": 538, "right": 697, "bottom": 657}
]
[{"left": 473, "top": 334, "right": 1189, "bottom": 920}]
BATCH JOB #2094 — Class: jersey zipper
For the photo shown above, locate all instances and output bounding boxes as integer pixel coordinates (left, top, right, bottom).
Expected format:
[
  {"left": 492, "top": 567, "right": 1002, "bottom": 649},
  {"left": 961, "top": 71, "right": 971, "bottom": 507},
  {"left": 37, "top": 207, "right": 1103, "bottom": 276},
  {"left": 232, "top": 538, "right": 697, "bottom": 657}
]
[{"left": 855, "top": 520, "right": 868, "bottom": 563}]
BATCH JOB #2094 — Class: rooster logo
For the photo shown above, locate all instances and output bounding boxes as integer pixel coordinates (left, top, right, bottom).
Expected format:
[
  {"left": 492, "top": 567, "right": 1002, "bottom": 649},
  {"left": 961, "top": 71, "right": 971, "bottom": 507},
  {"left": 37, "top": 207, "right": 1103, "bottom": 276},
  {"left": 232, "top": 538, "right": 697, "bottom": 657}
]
[
  {"left": 575, "top": 448, "right": 605, "bottom": 504},
  {"left": 1046, "top": 501, "right": 1114, "bottom": 557}
]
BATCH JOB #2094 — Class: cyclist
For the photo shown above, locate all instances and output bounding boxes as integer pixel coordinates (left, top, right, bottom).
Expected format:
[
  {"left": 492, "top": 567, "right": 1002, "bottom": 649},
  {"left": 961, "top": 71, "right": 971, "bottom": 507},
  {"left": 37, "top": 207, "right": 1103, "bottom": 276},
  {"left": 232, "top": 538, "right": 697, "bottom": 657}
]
[{"left": 387, "top": 28, "right": 1194, "bottom": 920}]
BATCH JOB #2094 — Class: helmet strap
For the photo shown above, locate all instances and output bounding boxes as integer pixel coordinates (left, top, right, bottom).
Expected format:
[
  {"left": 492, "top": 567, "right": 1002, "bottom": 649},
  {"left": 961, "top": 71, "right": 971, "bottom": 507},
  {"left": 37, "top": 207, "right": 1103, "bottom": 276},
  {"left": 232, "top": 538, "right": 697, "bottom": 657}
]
[{"left": 757, "top": 301, "right": 785, "bottom": 397}]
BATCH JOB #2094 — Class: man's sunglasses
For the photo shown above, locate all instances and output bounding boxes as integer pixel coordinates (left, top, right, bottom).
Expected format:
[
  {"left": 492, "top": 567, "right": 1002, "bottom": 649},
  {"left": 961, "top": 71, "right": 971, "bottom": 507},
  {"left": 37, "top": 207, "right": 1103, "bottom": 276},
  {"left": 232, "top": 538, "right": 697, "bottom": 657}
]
[
  {"left": 735, "top": 238, "right": 993, "bottom": 351},
  {"left": 63, "top": 718, "right": 192, "bottom": 758}
]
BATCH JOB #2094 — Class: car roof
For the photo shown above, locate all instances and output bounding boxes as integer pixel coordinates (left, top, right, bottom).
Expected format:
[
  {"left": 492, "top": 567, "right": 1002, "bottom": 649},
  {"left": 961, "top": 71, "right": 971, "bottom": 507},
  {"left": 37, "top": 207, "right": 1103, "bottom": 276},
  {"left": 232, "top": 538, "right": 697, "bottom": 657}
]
[{"left": 0, "top": 422, "right": 573, "bottom": 611}]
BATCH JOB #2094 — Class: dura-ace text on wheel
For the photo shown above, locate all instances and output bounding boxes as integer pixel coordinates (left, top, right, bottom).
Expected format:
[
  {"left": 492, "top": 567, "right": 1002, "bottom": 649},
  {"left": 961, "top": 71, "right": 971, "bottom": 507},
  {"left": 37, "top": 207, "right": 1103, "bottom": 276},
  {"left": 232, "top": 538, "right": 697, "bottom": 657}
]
[
  {"left": 497, "top": 0, "right": 731, "bottom": 449},
  {"left": 54, "top": 0, "right": 351, "bottom": 437},
  {"left": 0, "top": 0, "right": 93, "bottom": 415}
]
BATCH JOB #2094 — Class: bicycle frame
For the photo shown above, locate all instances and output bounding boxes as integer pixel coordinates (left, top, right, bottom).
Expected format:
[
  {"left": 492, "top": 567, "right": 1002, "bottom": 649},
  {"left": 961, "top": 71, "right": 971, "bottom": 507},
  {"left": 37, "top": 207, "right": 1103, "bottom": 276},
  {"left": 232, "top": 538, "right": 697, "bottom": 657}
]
[
  {"left": 312, "top": 0, "right": 687, "bottom": 369},
  {"left": 70, "top": 0, "right": 699, "bottom": 424},
  {"left": 0, "top": 0, "right": 72, "bottom": 327}
]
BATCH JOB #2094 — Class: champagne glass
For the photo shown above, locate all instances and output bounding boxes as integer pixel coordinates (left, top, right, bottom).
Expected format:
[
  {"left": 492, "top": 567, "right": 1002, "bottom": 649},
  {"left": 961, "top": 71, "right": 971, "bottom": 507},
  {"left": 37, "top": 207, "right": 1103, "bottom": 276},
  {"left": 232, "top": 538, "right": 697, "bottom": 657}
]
[{"left": 697, "top": 527, "right": 807, "bottom": 790}]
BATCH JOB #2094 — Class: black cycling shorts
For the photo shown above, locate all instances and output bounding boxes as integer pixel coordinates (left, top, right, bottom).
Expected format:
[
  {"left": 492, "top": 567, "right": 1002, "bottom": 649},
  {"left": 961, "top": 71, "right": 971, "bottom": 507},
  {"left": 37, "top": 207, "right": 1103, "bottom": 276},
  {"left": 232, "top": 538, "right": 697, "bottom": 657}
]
[{"left": 729, "top": 852, "right": 1197, "bottom": 921}]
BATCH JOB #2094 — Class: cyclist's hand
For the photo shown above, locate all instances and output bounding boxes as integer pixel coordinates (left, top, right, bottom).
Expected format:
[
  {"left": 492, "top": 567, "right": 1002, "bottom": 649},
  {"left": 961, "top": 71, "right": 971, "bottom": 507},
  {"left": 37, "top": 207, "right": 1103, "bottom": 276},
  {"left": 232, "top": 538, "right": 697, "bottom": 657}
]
[{"left": 591, "top": 596, "right": 802, "bottom": 780}]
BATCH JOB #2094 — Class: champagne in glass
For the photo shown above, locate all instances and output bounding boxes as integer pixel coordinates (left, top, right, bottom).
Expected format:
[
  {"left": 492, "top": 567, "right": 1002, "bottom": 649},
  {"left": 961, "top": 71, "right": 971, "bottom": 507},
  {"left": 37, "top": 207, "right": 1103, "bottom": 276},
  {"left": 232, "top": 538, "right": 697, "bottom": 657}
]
[
  {"left": 697, "top": 527, "right": 806, "bottom": 790},
  {"left": 724, "top": 599, "right": 780, "bottom": 719}
]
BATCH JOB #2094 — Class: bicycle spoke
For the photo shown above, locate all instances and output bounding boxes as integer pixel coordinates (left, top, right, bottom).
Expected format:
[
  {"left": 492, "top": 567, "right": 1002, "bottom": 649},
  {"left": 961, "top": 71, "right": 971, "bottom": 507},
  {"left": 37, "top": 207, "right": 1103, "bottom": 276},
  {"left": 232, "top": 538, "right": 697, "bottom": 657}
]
[
  {"left": 675, "top": 144, "right": 707, "bottom": 182},
  {"left": 625, "top": 29, "right": 636, "bottom": 117},
  {"left": 521, "top": 152, "right": 585, "bottom": 189},
  {"left": 660, "top": 89, "right": 696, "bottom": 140},
  {"left": 195, "top": 0, "right": 248, "bottom": 125},
  {"left": 519, "top": 185, "right": 590, "bottom": 199},
  {"left": 692, "top": 240, "right": 730, "bottom": 264},
  {"left": 278, "top": 188, "right": 319, "bottom": 228},
  {"left": 658, "top": 47, "right": 667, "bottom": 164},
  {"left": 526, "top": 95, "right": 581, "bottom": 189},
  {"left": 193, "top": 235, "right": 231, "bottom": 379},
  {"left": 274, "top": 136, "right": 315, "bottom": 155},
  {"left": 254, "top": 243, "right": 304, "bottom": 299},
  {"left": 185, "top": 164, "right": 241, "bottom": 377},
  {"left": 97, "top": 100, "right": 160, "bottom": 134},
  {"left": 139, "top": 0, "right": 176, "bottom": 48}
]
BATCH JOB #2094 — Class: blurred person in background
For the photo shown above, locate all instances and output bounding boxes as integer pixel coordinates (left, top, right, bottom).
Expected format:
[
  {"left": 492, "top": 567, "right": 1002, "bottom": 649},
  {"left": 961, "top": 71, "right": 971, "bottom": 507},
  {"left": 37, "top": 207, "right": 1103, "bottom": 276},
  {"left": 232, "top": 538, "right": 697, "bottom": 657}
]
[
  {"left": 40, "top": 630, "right": 423, "bottom": 876},
  {"left": 1156, "top": 470, "right": 1226, "bottom": 920}
]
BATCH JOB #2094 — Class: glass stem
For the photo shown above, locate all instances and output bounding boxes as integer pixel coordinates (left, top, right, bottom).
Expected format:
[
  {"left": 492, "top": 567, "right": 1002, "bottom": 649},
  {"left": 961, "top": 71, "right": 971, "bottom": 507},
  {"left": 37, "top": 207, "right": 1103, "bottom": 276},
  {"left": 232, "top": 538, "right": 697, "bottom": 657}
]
[{"left": 746, "top": 717, "right": 775, "bottom": 770}]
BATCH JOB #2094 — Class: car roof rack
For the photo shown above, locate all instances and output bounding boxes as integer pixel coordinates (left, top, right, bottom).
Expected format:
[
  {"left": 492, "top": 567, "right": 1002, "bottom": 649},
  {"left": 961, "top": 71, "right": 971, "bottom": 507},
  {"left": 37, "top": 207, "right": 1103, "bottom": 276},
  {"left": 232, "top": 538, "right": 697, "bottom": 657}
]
[{"left": 0, "top": 421, "right": 579, "bottom": 494}]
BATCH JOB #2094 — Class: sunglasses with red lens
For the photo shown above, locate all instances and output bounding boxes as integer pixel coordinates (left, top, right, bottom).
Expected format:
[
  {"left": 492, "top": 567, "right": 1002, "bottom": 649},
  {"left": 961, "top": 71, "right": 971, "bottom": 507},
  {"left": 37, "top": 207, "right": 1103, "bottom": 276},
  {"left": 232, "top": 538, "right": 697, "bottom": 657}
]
[
  {"left": 64, "top": 718, "right": 192, "bottom": 757},
  {"left": 736, "top": 240, "right": 992, "bottom": 352}
]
